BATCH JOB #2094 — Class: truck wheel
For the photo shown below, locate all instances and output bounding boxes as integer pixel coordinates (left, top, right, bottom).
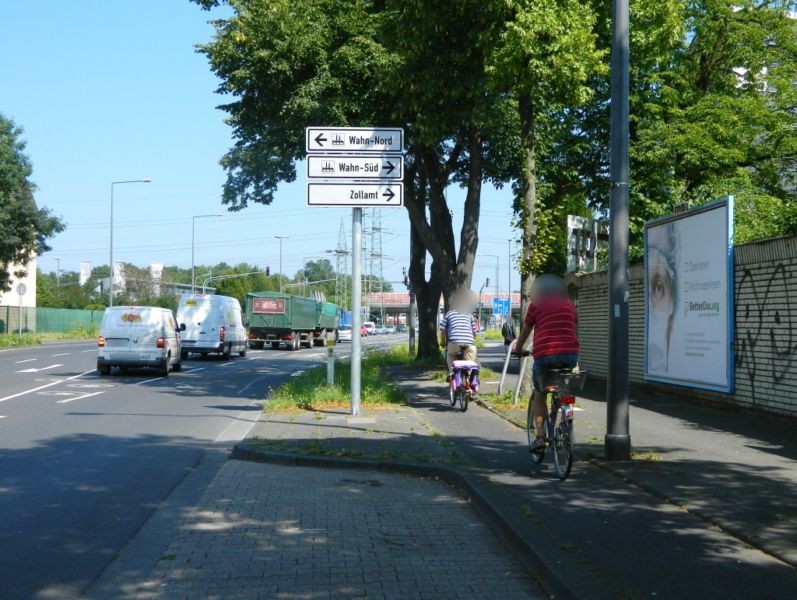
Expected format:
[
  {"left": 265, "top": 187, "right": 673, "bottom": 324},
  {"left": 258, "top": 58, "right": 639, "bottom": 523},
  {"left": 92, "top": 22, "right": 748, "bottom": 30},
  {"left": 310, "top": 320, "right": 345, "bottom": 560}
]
[
  {"left": 181, "top": 351, "right": 188, "bottom": 360},
  {"left": 291, "top": 334, "right": 300, "bottom": 351}
]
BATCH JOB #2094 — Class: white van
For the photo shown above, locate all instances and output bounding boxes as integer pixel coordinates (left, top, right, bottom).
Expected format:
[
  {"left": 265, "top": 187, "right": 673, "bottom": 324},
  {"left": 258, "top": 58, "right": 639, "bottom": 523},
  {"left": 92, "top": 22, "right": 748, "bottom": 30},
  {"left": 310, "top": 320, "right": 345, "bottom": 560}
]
[
  {"left": 97, "top": 306, "right": 182, "bottom": 376},
  {"left": 176, "top": 294, "right": 247, "bottom": 360},
  {"left": 363, "top": 321, "right": 376, "bottom": 336}
]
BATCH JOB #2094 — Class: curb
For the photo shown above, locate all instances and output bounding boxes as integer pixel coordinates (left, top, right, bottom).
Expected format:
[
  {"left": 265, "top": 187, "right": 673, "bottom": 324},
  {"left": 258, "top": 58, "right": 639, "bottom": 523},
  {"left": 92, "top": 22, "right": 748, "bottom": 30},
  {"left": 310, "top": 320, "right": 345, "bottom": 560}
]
[{"left": 233, "top": 442, "right": 607, "bottom": 600}]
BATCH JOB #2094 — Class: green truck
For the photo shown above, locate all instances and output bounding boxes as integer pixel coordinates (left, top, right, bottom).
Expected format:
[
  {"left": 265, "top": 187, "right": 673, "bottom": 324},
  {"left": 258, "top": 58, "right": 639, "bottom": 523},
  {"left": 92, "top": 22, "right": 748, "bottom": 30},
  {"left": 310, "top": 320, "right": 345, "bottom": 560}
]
[{"left": 245, "top": 292, "right": 338, "bottom": 350}]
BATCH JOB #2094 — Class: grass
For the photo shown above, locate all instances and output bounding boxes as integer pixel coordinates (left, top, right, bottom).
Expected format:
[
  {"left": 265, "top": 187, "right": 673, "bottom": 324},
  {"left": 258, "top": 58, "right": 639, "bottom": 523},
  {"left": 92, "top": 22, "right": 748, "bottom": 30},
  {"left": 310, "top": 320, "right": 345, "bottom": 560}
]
[
  {"left": 479, "top": 390, "right": 528, "bottom": 410},
  {"left": 265, "top": 348, "right": 407, "bottom": 412},
  {"left": 0, "top": 324, "right": 98, "bottom": 348},
  {"left": 483, "top": 328, "right": 504, "bottom": 342},
  {"left": 428, "top": 363, "right": 499, "bottom": 383}
]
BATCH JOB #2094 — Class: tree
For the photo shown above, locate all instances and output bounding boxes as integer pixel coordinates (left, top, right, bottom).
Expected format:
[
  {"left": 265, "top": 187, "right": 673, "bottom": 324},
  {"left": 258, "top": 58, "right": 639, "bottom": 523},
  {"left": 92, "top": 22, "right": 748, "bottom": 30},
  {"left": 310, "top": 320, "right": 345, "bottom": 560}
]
[
  {"left": 485, "top": 0, "right": 606, "bottom": 312},
  {"left": 193, "top": 0, "right": 516, "bottom": 358},
  {"left": 0, "top": 114, "right": 65, "bottom": 291}
]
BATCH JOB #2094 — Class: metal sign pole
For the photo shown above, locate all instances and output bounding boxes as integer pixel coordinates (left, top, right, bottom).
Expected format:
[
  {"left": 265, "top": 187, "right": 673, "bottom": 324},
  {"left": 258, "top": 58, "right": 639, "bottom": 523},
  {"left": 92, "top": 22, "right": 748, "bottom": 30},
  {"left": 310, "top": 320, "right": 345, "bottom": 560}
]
[{"left": 350, "top": 207, "right": 362, "bottom": 415}]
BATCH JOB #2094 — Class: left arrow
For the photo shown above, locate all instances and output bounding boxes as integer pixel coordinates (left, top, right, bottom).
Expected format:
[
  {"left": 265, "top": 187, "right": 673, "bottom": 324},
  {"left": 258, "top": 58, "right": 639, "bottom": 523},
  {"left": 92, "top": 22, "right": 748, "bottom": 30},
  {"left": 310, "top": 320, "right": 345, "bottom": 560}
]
[
  {"left": 382, "top": 188, "right": 395, "bottom": 202},
  {"left": 315, "top": 133, "right": 327, "bottom": 147}
]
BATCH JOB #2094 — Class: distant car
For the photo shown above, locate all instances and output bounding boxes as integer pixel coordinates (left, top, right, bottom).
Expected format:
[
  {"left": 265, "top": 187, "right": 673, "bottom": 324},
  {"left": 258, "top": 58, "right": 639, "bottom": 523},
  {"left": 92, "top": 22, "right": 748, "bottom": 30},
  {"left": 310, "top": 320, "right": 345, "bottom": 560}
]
[
  {"left": 360, "top": 325, "right": 368, "bottom": 337},
  {"left": 363, "top": 321, "right": 376, "bottom": 336},
  {"left": 396, "top": 324, "right": 407, "bottom": 333},
  {"left": 337, "top": 325, "right": 352, "bottom": 342},
  {"left": 375, "top": 325, "right": 387, "bottom": 335},
  {"left": 385, "top": 326, "right": 396, "bottom": 334}
]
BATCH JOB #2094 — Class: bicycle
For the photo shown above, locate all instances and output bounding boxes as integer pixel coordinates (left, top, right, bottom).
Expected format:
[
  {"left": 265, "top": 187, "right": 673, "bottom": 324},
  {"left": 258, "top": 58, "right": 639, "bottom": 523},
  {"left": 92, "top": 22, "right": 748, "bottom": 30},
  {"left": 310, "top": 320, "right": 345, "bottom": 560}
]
[
  {"left": 517, "top": 353, "right": 586, "bottom": 480},
  {"left": 446, "top": 349, "right": 480, "bottom": 412}
]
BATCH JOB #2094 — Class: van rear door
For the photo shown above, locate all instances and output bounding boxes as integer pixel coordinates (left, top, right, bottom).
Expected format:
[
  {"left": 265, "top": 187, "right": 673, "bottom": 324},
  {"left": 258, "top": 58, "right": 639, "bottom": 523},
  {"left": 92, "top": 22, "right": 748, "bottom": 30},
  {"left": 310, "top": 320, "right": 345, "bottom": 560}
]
[{"left": 100, "top": 308, "right": 137, "bottom": 361}]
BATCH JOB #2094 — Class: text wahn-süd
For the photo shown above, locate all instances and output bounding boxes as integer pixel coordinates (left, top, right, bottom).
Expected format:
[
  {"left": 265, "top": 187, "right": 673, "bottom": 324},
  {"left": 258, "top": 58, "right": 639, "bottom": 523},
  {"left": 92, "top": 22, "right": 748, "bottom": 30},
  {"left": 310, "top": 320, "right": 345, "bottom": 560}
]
[{"left": 338, "top": 162, "right": 381, "bottom": 173}]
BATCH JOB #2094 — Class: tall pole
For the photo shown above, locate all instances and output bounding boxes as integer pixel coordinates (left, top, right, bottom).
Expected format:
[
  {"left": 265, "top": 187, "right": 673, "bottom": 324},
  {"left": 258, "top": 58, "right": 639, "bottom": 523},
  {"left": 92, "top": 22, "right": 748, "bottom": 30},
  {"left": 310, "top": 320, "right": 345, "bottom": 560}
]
[
  {"left": 192, "top": 214, "right": 223, "bottom": 293},
  {"left": 351, "top": 208, "right": 362, "bottom": 415},
  {"left": 110, "top": 179, "right": 150, "bottom": 307},
  {"left": 508, "top": 239, "right": 513, "bottom": 321},
  {"left": 53, "top": 257, "right": 60, "bottom": 288},
  {"left": 275, "top": 236, "right": 288, "bottom": 292},
  {"left": 606, "top": 0, "right": 631, "bottom": 461}
]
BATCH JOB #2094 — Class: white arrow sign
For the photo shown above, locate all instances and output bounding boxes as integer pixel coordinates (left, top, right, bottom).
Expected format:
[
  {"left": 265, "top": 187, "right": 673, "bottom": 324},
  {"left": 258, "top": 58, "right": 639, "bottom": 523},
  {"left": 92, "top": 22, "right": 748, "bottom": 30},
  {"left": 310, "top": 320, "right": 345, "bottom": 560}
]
[
  {"left": 307, "top": 182, "right": 403, "bottom": 207},
  {"left": 307, "top": 154, "right": 403, "bottom": 180},
  {"left": 306, "top": 127, "right": 403, "bottom": 153}
]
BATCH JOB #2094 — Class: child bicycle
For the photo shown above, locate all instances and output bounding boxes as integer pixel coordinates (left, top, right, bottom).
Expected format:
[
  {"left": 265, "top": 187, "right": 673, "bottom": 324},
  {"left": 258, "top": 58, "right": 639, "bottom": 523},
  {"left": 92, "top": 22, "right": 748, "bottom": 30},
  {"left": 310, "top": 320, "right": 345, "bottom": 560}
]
[
  {"left": 447, "top": 348, "right": 480, "bottom": 412},
  {"left": 517, "top": 351, "right": 586, "bottom": 480}
]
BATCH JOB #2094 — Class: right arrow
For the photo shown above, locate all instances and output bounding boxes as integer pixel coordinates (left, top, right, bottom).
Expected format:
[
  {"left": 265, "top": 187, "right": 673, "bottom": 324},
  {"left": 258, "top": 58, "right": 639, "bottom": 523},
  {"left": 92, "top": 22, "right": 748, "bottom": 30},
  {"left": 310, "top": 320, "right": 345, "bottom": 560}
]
[
  {"left": 382, "top": 188, "right": 395, "bottom": 202},
  {"left": 314, "top": 133, "right": 327, "bottom": 147},
  {"left": 382, "top": 160, "right": 396, "bottom": 175}
]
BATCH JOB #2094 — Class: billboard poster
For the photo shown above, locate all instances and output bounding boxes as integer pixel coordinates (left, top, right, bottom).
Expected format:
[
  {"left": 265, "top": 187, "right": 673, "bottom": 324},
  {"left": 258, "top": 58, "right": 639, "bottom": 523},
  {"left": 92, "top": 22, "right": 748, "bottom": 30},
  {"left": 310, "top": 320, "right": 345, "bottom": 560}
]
[{"left": 644, "top": 197, "right": 734, "bottom": 392}]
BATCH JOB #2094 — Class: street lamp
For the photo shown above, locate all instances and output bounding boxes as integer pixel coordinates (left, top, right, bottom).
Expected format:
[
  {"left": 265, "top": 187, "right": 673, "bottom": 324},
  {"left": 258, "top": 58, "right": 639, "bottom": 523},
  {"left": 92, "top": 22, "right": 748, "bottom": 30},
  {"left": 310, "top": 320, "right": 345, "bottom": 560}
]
[
  {"left": 192, "top": 214, "right": 223, "bottom": 293},
  {"left": 53, "top": 256, "right": 60, "bottom": 288},
  {"left": 110, "top": 179, "right": 151, "bottom": 307},
  {"left": 275, "top": 236, "right": 289, "bottom": 292},
  {"left": 481, "top": 254, "right": 501, "bottom": 326}
]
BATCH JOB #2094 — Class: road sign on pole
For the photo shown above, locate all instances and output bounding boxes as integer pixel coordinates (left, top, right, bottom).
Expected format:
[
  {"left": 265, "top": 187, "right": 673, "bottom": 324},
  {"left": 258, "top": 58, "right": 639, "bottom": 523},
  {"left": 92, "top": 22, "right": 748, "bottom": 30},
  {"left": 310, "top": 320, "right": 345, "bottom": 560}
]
[
  {"left": 307, "top": 182, "right": 403, "bottom": 207},
  {"left": 306, "top": 127, "right": 403, "bottom": 153},
  {"left": 307, "top": 154, "right": 403, "bottom": 180}
]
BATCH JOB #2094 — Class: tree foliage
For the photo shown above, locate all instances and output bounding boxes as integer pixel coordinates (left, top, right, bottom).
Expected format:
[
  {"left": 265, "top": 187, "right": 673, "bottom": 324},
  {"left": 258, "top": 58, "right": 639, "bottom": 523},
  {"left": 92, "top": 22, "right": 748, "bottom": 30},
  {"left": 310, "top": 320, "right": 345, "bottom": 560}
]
[{"left": 0, "top": 114, "right": 65, "bottom": 291}]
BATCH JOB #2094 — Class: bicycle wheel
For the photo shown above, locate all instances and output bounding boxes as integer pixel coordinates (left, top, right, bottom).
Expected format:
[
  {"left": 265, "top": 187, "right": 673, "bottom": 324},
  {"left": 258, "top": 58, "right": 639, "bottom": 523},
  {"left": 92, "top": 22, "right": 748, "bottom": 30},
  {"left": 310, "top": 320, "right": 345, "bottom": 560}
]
[
  {"left": 449, "top": 385, "right": 457, "bottom": 406},
  {"left": 552, "top": 406, "right": 574, "bottom": 480},
  {"left": 459, "top": 389, "right": 469, "bottom": 412},
  {"left": 527, "top": 402, "right": 545, "bottom": 464}
]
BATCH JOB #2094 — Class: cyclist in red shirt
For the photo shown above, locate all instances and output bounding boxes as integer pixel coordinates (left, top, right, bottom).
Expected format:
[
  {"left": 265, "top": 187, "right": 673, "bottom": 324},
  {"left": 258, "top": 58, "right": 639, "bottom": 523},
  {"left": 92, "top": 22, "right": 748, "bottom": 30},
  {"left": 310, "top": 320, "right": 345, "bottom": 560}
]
[{"left": 513, "top": 274, "right": 579, "bottom": 451}]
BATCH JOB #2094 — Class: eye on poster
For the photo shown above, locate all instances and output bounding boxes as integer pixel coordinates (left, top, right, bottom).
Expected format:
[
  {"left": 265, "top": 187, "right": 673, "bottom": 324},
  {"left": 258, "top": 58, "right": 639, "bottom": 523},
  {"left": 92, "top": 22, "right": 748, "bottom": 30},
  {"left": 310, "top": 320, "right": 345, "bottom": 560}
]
[{"left": 644, "top": 197, "right": 734, "bottom": 392}]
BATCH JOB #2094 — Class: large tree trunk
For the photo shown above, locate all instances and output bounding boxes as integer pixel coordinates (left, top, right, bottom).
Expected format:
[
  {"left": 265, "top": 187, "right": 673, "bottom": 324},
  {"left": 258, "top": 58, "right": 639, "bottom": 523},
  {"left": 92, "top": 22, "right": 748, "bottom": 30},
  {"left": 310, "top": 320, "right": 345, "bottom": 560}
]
[{"left": 518, "top": 93, "right": 538, "bottom": 320}]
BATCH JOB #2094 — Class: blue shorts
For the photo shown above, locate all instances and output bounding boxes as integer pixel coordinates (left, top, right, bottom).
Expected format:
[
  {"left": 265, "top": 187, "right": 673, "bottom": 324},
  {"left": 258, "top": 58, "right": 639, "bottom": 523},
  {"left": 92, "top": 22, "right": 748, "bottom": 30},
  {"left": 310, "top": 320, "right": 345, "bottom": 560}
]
[{"left": 532, "top": 354, "right": 578, "bottom": 392}]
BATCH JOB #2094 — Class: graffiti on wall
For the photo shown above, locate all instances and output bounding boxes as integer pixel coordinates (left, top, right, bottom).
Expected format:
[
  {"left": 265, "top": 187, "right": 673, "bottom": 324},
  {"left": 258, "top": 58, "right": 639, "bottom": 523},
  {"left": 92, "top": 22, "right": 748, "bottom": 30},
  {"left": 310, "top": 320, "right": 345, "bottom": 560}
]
[{"left": 734, "top": 263, "right": 796, "bottom": 402}]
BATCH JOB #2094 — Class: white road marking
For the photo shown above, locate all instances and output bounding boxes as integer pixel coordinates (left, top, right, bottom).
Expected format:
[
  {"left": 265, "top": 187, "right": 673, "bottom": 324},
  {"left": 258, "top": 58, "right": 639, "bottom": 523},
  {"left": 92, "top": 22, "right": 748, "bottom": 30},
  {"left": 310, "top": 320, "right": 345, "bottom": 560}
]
[
  {"left": 218, "top": 362, "right": 235, "bottom": 367},
  {"left": 15, "top": 358, "right": 37, "bottom": 364},
  {"left": 16, "top": 364, "right": 64, "bottom": 373},
  {"left": 238, "top": 374, "right": 273, "bottom": 395},
  {"left": 135, "top": 376, "right": 165, "bottom": 385},
  {"left": 56, "top": 391, "right": 104, "bottom": 404},
  {"left": 0, "top": 416, "right": 6, "bottom": 419},
  {"left": 52, "top": 352, "right": 71, "bottom": 357},
  {"left": 0, "top": 369, "right": 95, "bottom": 403},
  {"left": 183, "top": 367, "right": 206, "bottom": 373},
  {"left": 81, "top": 349, "right": 96, "bottom": 353},
  {"left": 290, "top": 370, "right": 304, "bottom": 377}
]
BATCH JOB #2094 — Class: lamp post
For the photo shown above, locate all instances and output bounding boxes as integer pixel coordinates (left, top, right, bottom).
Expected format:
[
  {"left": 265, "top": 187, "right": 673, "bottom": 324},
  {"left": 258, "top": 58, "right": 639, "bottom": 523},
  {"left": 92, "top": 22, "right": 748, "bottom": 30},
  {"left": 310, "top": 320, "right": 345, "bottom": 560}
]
[
  {"left": 275, "top": 236, "right": 289, "bottom": 292},
  {"left": 53, "top": 256, "right": 60, "bottom": 288},
  {"left": 110, "top": 179, "right": 151, "bottom": 307},
  {"left": 192, "top": 214, "right": 223, "bottom": 293}
]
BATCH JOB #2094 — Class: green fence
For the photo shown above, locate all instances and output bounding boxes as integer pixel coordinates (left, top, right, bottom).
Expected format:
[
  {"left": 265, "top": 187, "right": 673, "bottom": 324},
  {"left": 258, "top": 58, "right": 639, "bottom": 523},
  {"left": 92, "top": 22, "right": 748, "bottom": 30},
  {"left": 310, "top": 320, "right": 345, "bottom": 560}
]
[{"left": 0, "top": 306, "right": 104, "bottom": 334}]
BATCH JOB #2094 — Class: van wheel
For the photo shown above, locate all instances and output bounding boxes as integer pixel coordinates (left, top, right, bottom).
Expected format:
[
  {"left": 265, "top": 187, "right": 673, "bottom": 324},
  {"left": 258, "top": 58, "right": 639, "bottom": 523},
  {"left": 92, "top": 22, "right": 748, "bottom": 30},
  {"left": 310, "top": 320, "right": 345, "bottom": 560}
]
[
  {"left": 223, "top": 344, "right": 231, "bottom": 360},
  {"left": 173, "top": 357, "right": 182, "bottom": 372},
  {"left": 162, "top": 355, "right": 170, "bottom": 377},
  {"left": 98, "top": 364, "right": 110, "bottom": 376},
  {"left": 239, "top": 345, "right": 247, "bottom": 358},
  {"left": 181, "top": 351, "right": 188, "bottom": 360}
]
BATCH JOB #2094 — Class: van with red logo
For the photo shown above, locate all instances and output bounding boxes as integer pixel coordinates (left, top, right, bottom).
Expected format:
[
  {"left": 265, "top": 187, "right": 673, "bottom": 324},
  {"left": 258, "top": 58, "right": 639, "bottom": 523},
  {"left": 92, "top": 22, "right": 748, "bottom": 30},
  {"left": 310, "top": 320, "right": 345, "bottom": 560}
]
[{"left": 97, "top": 306, "right": 182, "bottom": 376}]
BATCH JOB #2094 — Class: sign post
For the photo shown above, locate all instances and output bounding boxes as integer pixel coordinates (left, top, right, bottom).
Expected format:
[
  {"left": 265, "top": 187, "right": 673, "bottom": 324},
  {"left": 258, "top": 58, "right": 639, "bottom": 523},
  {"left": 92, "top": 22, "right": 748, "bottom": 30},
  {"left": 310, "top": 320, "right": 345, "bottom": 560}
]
[
  {"left": 16, "top": 283, "right": 26, "bottom": 335},
  {"left": 306, "top": 126, "right": 404, "bottom": 415}
]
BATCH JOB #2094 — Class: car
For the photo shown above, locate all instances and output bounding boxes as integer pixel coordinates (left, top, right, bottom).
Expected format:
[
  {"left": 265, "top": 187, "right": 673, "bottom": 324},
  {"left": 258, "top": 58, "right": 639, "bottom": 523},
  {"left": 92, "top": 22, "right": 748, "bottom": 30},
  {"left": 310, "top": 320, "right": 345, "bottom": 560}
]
[
  {"left": 385, "top": 326, "right": 396, "bottom": 334},
  {"left": 337, "top": 325, "right": 352, "bottom": 342},
  {"left": 396, "top": 324, "right": 407, "bottom": 333},
  {"left": 360, "top": 325, "right": 368, "bottom": 337},
  {"left": 375, "top": 325, "right": 387, "bottom": 335},
  {"left": 97, "top": 306, "right": 182, "bottom": 376},
  {"left": 363, "top": 321, "right": 376, "bottom": 336}
]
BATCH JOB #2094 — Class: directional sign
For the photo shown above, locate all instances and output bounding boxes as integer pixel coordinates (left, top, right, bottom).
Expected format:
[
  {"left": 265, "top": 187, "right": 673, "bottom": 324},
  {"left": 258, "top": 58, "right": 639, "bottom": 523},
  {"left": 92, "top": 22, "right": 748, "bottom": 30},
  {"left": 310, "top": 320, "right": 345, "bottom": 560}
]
[
  {"left": 307, "top": 182, "right": 403, "bottom": 207},
  {"left": 307, "top": 154, "right": 403, "bottom": 180},
  {"left": 492, "top": 297, "right": 510, "bottom": 316},
  {"left": 306, "top": 127, "right": 404, "bottom": 153}
]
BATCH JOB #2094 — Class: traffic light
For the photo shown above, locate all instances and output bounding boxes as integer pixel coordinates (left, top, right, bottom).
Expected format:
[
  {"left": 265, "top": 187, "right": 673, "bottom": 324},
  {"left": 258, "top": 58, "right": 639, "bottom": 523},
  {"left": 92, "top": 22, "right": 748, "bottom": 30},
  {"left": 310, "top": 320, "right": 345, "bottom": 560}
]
[{"left": 265, "top": 266, "right": 270, "bottom": 276}]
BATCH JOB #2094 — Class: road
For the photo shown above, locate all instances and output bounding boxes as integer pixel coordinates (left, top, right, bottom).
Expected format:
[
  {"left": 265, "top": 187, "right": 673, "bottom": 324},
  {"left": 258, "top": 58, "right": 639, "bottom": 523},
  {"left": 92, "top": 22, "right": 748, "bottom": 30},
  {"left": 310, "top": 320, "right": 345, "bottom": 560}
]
[{"left": 0, "top": 336, "right": 399, "bottom": 599}]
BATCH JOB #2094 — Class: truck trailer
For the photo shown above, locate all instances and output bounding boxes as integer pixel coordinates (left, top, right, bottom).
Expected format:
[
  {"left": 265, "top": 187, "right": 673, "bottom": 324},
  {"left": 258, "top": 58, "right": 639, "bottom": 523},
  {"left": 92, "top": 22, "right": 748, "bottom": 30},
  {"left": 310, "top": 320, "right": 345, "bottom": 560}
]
[{"left": 245, "top": 292, "right": 337, "bottom": 350}]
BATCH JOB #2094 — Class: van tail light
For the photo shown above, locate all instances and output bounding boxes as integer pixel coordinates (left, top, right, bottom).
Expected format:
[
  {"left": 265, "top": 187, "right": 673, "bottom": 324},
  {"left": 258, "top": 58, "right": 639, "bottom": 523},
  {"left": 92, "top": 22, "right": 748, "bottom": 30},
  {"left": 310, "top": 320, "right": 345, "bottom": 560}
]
[
  {"left": 560, "top": 395, "right": 576, "bottom": 405},
  {"left": 156, "top": 337, "right": 165, "bottom": 349},
  {"left": 98, "top": 336, "right": 106, "bottom": 347},
  {"left": 219, "top": 326, "right": 225, "bottom": 342}
]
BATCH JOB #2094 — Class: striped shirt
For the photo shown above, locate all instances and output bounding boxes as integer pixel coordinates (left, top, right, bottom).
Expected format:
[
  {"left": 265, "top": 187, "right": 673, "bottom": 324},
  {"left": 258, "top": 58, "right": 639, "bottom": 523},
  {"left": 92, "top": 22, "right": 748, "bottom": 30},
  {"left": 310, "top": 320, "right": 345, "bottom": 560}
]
[
  {"left": 439, "top": 310, "right": 476, "bottom": 345},
  {"left": 524, "top": 296, "right": 579, "bottom": 358}
]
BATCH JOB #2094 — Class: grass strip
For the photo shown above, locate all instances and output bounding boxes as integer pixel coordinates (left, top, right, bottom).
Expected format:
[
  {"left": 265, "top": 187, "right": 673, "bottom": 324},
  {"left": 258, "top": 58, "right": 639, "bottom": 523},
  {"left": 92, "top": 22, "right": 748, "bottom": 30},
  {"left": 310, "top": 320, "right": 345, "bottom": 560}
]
[{"left": 0, "top": 324, "right": 99, "bottom": 348}]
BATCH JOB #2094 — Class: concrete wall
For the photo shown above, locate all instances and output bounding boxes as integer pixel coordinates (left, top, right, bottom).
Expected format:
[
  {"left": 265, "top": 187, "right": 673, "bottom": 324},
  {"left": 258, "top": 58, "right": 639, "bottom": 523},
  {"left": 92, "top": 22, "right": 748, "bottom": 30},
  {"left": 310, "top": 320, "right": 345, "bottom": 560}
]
[{"left": 570, "top": 235, "right": 797, "bottom": 417}]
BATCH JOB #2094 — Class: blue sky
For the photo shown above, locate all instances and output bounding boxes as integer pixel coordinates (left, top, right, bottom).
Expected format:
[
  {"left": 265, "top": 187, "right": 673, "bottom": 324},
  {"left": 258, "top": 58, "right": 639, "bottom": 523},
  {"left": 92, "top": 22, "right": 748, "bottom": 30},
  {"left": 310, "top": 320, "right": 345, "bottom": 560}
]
[{"left": 1, "top": 1, "right": 518, "bottom": 296}]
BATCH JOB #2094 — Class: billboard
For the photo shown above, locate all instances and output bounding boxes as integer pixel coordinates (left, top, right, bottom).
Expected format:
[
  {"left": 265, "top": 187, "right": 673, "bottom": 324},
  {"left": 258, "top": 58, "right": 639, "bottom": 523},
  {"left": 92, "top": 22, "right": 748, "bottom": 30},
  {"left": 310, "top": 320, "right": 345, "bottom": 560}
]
[{"left": 644, "top": 197, "right": 734, "bottom": 392}]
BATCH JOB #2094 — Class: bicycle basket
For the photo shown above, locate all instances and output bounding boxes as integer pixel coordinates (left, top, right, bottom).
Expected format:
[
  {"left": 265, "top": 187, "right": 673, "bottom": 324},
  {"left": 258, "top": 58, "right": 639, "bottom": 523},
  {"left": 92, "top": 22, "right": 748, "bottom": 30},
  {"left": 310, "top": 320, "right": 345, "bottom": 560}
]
[{"left": 548, "top": 370, "right": 587, "bottom": 393}]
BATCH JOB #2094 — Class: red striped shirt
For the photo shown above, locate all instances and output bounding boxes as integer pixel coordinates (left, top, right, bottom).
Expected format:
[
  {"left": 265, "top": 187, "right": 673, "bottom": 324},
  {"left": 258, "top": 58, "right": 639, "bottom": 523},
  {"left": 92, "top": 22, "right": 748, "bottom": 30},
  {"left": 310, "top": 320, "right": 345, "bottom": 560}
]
[{"left": 524, "top": 296, "right": 579, "bottom": 358}]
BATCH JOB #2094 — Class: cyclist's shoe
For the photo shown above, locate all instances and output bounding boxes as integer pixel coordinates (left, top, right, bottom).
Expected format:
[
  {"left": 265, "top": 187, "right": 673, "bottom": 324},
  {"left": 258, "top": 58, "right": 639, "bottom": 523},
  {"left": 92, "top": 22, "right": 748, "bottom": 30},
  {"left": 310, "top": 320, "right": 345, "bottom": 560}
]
[{"left": 531, "top": 436, "right": 546, "bottom": 453}]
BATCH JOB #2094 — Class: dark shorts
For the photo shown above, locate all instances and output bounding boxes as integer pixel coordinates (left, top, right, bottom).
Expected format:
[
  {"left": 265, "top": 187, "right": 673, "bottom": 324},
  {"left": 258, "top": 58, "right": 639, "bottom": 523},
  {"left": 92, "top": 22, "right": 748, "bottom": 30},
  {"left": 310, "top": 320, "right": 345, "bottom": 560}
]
[{"left": 532, "top": 354, "right": 579, "bottom": 392}]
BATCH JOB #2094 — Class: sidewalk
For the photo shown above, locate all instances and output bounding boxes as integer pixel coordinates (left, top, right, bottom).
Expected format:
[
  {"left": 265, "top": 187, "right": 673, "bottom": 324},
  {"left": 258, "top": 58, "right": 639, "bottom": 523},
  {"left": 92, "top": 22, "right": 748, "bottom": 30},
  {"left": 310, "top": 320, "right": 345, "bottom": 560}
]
[{"left": 92, "top": 344, "right": 797, "bottom": 599}]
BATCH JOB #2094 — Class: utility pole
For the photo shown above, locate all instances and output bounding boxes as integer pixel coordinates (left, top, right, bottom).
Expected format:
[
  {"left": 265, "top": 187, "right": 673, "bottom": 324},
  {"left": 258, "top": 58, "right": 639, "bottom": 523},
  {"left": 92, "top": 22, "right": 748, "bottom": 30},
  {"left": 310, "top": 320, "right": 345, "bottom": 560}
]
[
  {"left": 606, "top": 0, "right": 632, "bottom": 461},
  {"left": 275, "top": 236, "right": 289, "bottom": 293}
]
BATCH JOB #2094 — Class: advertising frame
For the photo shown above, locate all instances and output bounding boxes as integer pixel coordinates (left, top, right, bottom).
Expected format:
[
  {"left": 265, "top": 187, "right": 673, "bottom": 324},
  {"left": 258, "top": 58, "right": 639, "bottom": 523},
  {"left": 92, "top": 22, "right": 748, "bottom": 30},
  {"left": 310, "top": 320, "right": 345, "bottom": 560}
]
[{"left": 643, "top": 196, "right": 734, "bottom": 393}]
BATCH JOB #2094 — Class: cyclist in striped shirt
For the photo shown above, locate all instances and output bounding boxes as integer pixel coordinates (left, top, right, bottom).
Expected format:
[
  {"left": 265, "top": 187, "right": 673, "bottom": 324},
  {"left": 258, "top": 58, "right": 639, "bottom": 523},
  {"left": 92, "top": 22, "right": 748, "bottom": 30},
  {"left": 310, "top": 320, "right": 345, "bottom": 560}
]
[
  {"left": 439, "top": 291, "right": 478, "bottom": 372},
  {"left": 513, "top": 274, "right": 579, "bottom": 451}
]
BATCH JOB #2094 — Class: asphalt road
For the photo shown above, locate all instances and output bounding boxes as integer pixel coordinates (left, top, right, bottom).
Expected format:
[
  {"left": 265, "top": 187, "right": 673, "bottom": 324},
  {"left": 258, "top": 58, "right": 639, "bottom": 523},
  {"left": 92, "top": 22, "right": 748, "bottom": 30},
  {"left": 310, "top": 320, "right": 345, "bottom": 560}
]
[{"left": 0, "top": 335, "right": 400, "bottom": 599}]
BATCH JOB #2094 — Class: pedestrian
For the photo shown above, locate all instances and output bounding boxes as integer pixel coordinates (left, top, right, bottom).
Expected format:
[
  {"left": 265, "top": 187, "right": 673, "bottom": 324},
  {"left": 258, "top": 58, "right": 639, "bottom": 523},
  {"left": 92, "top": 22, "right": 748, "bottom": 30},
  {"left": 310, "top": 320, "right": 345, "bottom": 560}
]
[{"left": 501, "top": 318, "right": 516, "bottom": 346}]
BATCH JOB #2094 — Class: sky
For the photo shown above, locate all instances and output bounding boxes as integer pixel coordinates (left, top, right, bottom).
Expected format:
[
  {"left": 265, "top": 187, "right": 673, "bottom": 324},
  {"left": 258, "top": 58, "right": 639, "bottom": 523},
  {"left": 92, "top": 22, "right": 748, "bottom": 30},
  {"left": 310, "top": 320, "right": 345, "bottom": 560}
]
[{"left": 1, "top": 1, "right": 519, "bottom": 298}]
